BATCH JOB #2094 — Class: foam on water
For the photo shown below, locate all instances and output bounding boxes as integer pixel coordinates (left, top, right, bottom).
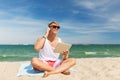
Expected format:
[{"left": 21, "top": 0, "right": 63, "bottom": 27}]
[{"left": 85, "top": 52, "right": 97, "bottom": 55}]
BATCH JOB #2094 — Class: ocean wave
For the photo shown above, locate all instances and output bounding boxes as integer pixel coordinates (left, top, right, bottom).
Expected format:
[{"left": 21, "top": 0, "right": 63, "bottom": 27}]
[
  {"left": 85, "top": 52, "right": 97, "bottom": 55},
  {"left": 0, "top": 54, "right": 36, "bottom": 58}
]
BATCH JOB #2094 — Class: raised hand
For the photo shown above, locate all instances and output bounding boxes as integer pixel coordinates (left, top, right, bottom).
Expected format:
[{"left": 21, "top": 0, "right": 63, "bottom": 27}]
[{"left": 44, "top": 27, "right": 50, "bottom": 38}]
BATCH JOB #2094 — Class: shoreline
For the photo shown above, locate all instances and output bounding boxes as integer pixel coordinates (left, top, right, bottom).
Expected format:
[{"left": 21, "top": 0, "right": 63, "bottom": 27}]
[
  {"left": 0, "top": 57, "right": 120, "bottom": 62},
  {"left": 0, "top": 57, "right": 120, "bottom": 80}
]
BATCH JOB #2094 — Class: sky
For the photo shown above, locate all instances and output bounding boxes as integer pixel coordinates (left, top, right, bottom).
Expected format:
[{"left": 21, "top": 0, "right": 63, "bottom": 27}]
[{"left": 0, "top": 0, "right": 120, "bottom": 44}]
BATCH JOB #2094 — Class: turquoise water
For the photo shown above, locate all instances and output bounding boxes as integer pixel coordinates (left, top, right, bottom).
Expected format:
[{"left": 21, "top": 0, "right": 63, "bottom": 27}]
[{"left": 0, "top": 44, "right": 120, "bottom": 61}]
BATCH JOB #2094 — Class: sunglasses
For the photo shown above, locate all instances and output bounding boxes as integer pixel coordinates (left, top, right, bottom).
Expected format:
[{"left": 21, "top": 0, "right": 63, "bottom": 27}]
[{"left": 51, "top": 25, "right": 60, "bottom": 29}]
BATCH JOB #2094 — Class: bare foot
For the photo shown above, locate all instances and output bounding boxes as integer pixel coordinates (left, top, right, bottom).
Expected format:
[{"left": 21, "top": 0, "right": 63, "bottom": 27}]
[
  {"left": 61, "top": 70, "right": 71, "bottom": 75},
  {"left": 42, "top": 71, "right": 49, "bottom": 78}
]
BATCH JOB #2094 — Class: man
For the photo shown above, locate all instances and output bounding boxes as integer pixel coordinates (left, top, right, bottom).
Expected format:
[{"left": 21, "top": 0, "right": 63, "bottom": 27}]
[{"left": 31, "top": 21, "right": 76, "bottom": 78}]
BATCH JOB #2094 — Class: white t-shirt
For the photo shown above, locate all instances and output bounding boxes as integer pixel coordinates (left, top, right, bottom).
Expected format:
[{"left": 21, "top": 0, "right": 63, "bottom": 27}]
[{"left": 39, "top": 38, "right": 62, "bottom": 61}]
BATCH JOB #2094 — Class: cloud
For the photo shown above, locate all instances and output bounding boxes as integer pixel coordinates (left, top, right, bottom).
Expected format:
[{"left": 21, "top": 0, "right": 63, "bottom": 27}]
[
  {"left": 59, "top": 17, "right": 120, "bottom": 44},
  {"left": 75, "top": 1, "right": 95, "bottom": 9},
  {"left": 0, "top": 0, "right": 120, "bottom": 44},
  {"left": 67, "top": 0, "right": 120, "bottom": 33},
  {"left": 73, "top": 0, "right": 112, "bottom": 10},
  {"left": 0, "top": 20, "right": 48, "bottom": 44},
  {"left": 62, "top": 32, "right": 109, "bottom": 44},
  {"left": 60, "top": 19, "right": 120, "bottom": 35},
  {"left": 72, "top": 0, "right": 120, "bottom": 18},
  {"left": 0, "top": 10, "right": 50, "bottom": 44},
  {"left": 109, "top": 14, "right": 120, "bottom": 23}
]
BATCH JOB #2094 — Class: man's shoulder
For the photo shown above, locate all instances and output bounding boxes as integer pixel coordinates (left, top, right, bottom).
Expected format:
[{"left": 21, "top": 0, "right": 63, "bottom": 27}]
[{"left": 57, "top": 37, "right": 63, "bottom": 43}]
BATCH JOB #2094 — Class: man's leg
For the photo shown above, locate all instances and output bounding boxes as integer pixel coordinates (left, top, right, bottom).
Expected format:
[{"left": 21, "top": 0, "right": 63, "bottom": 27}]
[
  {"left": 61, "top": 70, "right": 71, "bottom": 75},
  {"left": 53, "top": 59, "right": 70, "bottom": 75},
  {"left": 31, "top": 58, "right": 55, "bottom": 72},
  {"left": 43, "top": 58, "right": 76, "bottom": 77}
]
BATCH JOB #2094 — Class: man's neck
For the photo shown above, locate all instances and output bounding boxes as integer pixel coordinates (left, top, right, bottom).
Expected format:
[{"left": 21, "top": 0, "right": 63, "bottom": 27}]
[{"left": 47, "top": 33, "right": 57, "bottom": 42}]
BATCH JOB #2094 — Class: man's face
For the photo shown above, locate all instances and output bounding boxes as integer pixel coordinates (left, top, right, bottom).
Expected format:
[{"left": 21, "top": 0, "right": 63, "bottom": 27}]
[{"left": 49, "top": 23, "right": 60, "bottom": 34}]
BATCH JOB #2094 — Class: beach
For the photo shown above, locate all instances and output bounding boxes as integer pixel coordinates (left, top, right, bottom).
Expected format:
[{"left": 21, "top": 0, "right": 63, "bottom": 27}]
[{"left": 0, "top": 57, "right": 120, "bottom": 80}]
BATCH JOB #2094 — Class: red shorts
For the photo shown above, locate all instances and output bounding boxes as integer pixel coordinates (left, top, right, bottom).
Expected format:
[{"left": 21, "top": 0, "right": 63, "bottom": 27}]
[
  {"left": 46, "top": 60, "right": 56, "bottom": 67},
  {"left": 33, "top": 60, "right": 61, "bottom": 72}
]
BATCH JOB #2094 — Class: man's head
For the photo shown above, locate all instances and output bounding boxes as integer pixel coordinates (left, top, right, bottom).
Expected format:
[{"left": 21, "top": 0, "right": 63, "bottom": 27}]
[
  {"left": 48, "top": 21, "right": 60, "bottom": 29},
  {"left": 48, "top": 21, "right": 60, "bottom": 34}
]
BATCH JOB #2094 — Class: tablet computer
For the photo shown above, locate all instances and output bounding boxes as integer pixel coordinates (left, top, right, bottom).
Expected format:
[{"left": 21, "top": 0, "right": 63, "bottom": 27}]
[{"left": 54, "top": 43, "right": 72, "bottom": 53}]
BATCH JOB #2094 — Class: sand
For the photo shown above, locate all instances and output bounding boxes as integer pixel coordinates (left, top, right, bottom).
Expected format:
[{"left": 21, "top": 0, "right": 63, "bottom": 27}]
[{"left": 0, "top": 57, "right": 120, "bottom": 80}]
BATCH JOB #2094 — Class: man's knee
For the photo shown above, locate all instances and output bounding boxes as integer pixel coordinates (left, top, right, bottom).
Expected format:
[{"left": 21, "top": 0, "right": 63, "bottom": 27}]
[
  {"left": 69, "top": 58, "right": 76, "bottom": 66},
  {"left": 31, "top": 57, "right": 38, "bottom": 66}
]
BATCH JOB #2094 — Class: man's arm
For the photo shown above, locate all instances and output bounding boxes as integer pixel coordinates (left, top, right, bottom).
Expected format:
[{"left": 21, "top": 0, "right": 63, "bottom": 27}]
[
  {"left": 34, "top": 37, "right": 46, "bottom": 51},
  {"left": 34, "top": 28, "right": 50, "bottom": 51},
  {"left": 62, "top": 51, "right": 69, "bottom": 60}
]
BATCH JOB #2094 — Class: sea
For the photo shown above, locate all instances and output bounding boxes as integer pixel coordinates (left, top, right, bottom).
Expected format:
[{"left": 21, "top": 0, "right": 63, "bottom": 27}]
[{"left": 0, "top": 44, "right": 120, "bottom": 61}]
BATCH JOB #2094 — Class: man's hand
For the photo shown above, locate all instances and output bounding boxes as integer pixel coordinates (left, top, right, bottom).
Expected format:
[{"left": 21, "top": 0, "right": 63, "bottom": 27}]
[
  {"left": 44, "top": 27, "right": 50, "bottom": 37},
  {"left": 61, "top": 50, "right": 69, "bottom": 55},
  {"left": 62, "top": 50, "right": 69, "bottom": 60}
]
